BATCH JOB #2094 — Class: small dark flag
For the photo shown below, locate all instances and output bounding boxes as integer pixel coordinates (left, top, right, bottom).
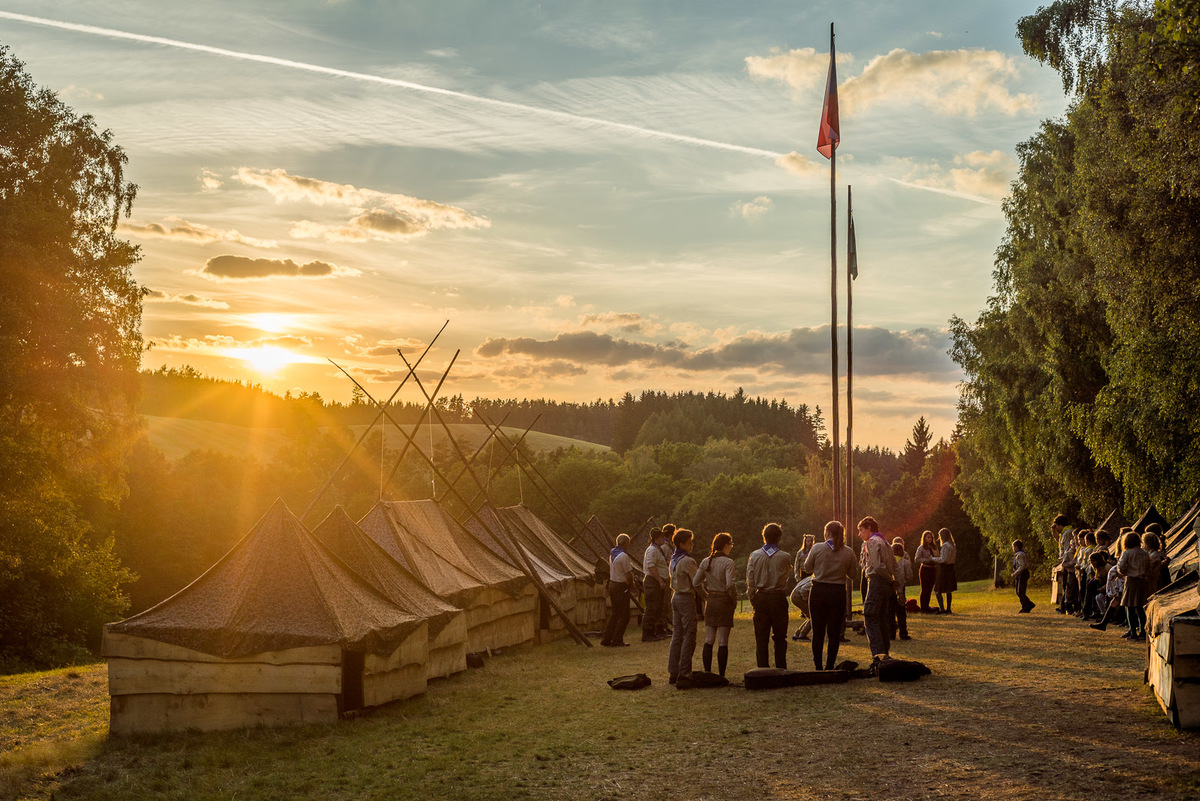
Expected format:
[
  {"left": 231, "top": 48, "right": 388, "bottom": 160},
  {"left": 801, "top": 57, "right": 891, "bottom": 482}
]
[
  {"left": 848, "top": 209, "right": 858, "bottom": 280},
  {"left": 816, "top": 42, "right": 840, "bottom": 159}
]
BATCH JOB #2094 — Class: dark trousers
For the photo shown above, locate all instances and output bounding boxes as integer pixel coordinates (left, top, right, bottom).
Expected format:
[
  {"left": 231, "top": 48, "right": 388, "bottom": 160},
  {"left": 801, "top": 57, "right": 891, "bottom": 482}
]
[
  {"left": 1082, "top": 578, "right": 1103, "bottom": 618},
  {"left": 602, "top": 582, "right": 631, "bottom": 645},
  {"left": 810, "top": 582, "right": 847, "bottom": 670},
  {"left": 751, "top": 591, "right": 789, "bottom": 669},
  {"left": 1014, "top": 569, "right": 1032, "bottom": 610},
  {"left": 918, "top": 564, "right": 937, "bottom": 611},
  {"left": 889, "top": 594, "right": 909, "bottom": 638},
  {"left": 642, "top": 577, "right": 665, "bottom": 638},
  {"left": 863, "top": 576, "right": 892, "bottom": 657}
]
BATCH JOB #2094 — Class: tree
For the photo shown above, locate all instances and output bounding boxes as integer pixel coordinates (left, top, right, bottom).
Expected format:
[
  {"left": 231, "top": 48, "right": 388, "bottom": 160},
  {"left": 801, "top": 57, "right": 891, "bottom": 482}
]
[
  {"left": 902, "top": 417, "right": 933, "bottom": 475},
  {"left": 0, "top": 47, "right": 143, "bottom": 669}
]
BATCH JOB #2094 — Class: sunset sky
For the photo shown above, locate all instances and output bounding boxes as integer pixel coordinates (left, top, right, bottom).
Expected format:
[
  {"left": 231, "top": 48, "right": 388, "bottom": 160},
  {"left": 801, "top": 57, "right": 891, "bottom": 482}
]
[{"left": 1, "top": 1, "right": 1068, "bottom": 449}]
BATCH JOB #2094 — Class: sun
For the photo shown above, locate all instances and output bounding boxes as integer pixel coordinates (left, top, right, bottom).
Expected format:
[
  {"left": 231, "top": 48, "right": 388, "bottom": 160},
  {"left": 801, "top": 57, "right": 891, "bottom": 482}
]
[{"left": 235, "top": 345, "right": 302, "bottom": 375}]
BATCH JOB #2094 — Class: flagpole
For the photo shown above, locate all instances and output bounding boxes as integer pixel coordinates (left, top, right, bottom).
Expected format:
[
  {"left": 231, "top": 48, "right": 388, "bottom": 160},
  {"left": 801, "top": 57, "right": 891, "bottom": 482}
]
[
  {"left": 828, "top": 22, "right": 841, "bottom": 526},
  {"left": 846, "top": 184, "right": 854, "bottom": 536}
]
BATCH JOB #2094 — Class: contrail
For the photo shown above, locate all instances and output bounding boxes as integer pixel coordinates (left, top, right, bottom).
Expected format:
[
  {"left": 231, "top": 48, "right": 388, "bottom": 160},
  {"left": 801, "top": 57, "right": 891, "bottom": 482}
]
[
  {"left": 0, "top": 11, "right": 784, "bottom": 160},
  {"left": 885, "top": 178, "right": 1002, "bottom": 207}
]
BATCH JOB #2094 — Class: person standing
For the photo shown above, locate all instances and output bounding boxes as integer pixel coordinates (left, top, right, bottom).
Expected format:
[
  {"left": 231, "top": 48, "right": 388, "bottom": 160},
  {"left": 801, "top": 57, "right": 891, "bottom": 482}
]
[
  {"left": 915, "top": 530, "right": 940, "bottom": 613},
  {"left": 747, "top": 523, "right": 792, "bottom": 669},
  {"left": 601, "top": 533, "right": 636, "bottom": 647},
  {"left": 1116, "top": 531, "right": 1151, "bottom": 641},
  {"left": 933, "top": 528, "right": 958, "bottom": 614},
  {"left": 1011, "top": 539, "right": 1034, "bottom": 613},
  {"left": 794, "top": 533, "right": 817, "bottom": 581},
  {"left": 641, "top": 528, "right": 669, "bottom": 642},
  {"left": 890, "top": 541, "right": 913, "bottom": 640},
  {"left": 1051, "top": 514, "right": 1074, "bottom": 614},
  {"left": 695, "top": 532, "right": 737, "bottom": 676},
  {"left": 804, "top": 521, "right": 857, "bottom": 670},
  {"left": 857, "top": 517, "right": 898, "bottom": 663},
  {"left": 667, "top": 528, "right": 699, "bottom": 683}
]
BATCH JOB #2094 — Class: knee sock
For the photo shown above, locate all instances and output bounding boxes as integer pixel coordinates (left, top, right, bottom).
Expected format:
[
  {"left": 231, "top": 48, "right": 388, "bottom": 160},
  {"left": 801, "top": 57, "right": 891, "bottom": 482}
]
[
  {"left": 945, "top": 593, "right": 953, "bottom": 613},
  {"left": 717, "top": 646, "right": 728, "bottom": 677},
  {"left": 702, "top": 642, "right": 713, "bottom": 673}
]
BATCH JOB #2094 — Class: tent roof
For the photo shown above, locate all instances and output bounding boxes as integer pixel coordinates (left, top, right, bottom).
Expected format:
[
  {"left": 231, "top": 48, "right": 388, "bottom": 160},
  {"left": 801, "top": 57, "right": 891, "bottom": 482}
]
[
  {"left": 463, "top": 505, "right": 572, "bottom": 588},
  {"left": 312, "top": 507, "right": 462, "bottom": 639},
  {"left": 359, "top": 500, "right": 530, "bottom": 603},
  {"left": 106, "top": 499, "right": 424, "bottom": 659},
  {"left": 1094, "top": 507, "right": 1129, "bottom": 538},
  {"left": 1133, "top": 504, "right": 1171, "bottom": 533},
  {"left": 1145, "top": 569, "right": 1199, "bottom": 640},
  {"left": 499, "top": 504, "right": 598, "bottom": 582},
  {"left": 1165, "top": 504, "right": 1199, "bottom": 577}
]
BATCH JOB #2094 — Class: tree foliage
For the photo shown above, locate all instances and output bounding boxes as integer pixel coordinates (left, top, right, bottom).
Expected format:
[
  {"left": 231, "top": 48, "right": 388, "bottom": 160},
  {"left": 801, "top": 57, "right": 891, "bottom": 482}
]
[
  {"left": 0, "top": 47, "right": 142, "bottom": 669},
  {"left": 952, "top": 0, "right": 1200, "bottom": 560}
]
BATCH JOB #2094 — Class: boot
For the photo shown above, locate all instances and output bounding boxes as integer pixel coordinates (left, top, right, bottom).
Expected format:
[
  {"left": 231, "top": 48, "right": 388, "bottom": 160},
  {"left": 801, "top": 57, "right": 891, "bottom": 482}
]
[
  {"left": 702, "top": 643, "right": 713, "bottom": 673},
  {"left": 717, "top": 646, "right": 729, "bottom": 677}
]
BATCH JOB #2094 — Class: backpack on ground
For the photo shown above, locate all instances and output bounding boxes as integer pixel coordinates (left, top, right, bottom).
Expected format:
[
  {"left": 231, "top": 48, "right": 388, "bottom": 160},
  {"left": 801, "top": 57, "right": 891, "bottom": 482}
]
[
  {"left": 876, "top": 658, "right": 932, "bottom": 682},
  {"left": 607, "top": 673, "right": 652, "bottom": 690}
]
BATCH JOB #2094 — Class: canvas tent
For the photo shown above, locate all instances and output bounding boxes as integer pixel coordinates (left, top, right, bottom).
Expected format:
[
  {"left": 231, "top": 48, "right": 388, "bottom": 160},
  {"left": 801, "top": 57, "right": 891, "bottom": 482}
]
[
  {"left": 498, "top": 504, "right": 609, "bottom": 631},
  {"left": 312, "top": 507, "right": 468, "bottom": 679},
  {"left": 1133, "top": 504, "right": 1171, "bottom": 534},
  {"left": 1094, "top": 507, "right": 1130, "bottom": 541},
  {"left": 1145, "top": 569, "right": 1200, "bottom": 729},
  {"left": 358, "top": 499, "right": 537, "bottom": 653},
  {"left": 1164, "top": 502, "right": 1200, "bottom": 579},
  {"left": 103, "top": 500, "right": 430, "bottom": 735}
]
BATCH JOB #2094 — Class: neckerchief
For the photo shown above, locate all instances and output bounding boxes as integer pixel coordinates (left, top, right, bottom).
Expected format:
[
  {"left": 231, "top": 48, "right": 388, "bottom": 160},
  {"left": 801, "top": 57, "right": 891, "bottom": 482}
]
[
  {"left": 610, "top": 546, "right": 625, "bottom": 563},
  {"left": 826, "top": 539, "right": 837, "bottom": 551},
  {"left": 671, "top": 549, "right": 688, "bottom": 570},
  {"left": 762, "top": 543, "right": 780, "bottom": 557}
]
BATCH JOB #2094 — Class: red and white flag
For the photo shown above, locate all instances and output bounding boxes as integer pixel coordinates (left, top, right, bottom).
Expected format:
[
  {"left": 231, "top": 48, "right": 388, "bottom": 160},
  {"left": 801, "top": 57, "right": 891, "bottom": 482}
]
[{"left": 816, "top": 45, "right": 840, "bottom": 159}]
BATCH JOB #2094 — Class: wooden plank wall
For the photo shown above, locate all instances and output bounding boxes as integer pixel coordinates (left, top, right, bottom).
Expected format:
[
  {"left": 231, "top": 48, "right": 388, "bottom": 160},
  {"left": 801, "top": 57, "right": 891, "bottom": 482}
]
[
  {"left": 427, "top": 613, "right": 468, "bottom": 680},
  {"left": 1147, "top": 614, "right": 1200, "bottom": 729}
]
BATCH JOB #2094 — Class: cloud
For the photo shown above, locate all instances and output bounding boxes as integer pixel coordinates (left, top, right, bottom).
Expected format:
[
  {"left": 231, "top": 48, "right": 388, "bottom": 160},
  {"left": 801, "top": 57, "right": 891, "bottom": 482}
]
[
  {"left": 200, "top": 170, "right": 223, "bottom": 191},
  {"left": 359, "top": 336, "right": 429, "bottom": 357},
  {"left": 555, "top": 295, "right": 576, "bottom": 308},
  {"left": 237, "top": 167, "right": 489, "bottom": 242},
  {"left": 775, "top": 152, "right": 820, "bottom": 177},
  {"left": 475, "top": 326, "right": 958, "bottom": 378},
  {"left": 143, "top": 289, "right": 229, "bottom": 308},
  {"left": 745, "top": 48, "right": 844, "bottom": 93},
  {"left": 842, "top": 49, "right": 1034, "bottom": 116},
  {"left": 903, "top": 150, "right": 1016, "bottom": 202},
  {"left": 748, "top": 46, "right": 1034, "bottom": 118},
  {"left": 733, "top": 196, "right": 773, "bottom": 219},
  {"left": 580, "top": 312, "right": 664, "bottom": 335},
  {"left": 121, "top": 217, "right": 276, "bottom": 247},
  {"left": 57, "top": 84, "right": 103, "bottom": 102},
  {"left": 198, "top": 255, "right": 360, "bottom": 281}
]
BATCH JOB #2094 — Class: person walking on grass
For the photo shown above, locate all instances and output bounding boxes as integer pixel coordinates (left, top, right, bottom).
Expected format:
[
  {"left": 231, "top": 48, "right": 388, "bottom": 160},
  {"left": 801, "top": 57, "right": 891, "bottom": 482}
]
[
  {"left": 933, "top": 528, "right": 958, "bottom": 614},
  {"left": 601, "top": 533, "right": 636, "bottom": 647},
  {"left": 641, "top": 527, "right": 669, "bottom": 642},
  {"left": 915, "top": 530, "right": 940, "bottom": 613},
  {"left": 667, "top": 528, "right": 698, "bottom": 684},
  {"left": 1116, "top": 531, "right": 1150, "bottom": 642},
  {"left": 747, "top": 523, "right": 792, "bottom": 670},
  {"left": 858, "top": 517, "right": 898, "bottom": 664},
  {"left": 1011, "top": 539, "right": 1034, "bottom": 613},
  {"left": 695, "top": 532, "right": 737, "bottom": 677},
  {"left": 804, "top": 520, "right": 857, "bottom": 670}
]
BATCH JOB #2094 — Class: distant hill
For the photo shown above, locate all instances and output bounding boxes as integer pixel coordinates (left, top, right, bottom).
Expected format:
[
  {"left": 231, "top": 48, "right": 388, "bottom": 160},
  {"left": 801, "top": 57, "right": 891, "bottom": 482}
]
[{"left": 144, "top": 416, "right": 608, "bottom": 463}]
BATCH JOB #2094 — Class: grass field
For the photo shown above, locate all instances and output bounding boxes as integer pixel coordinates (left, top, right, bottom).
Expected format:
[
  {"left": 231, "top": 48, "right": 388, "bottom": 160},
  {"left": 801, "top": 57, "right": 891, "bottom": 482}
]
[
  {"left": 144, "top": 416, "right": 608, "bottom": 462},
  {"left": 3, "top": 581, "right": 1197, "bottom": 801}
]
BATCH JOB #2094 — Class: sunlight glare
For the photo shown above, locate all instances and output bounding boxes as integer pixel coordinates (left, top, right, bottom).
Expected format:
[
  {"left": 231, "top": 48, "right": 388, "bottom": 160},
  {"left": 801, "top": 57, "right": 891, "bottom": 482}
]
[{"left": 232, "top": 345, "right": 302, "bottom": 375}]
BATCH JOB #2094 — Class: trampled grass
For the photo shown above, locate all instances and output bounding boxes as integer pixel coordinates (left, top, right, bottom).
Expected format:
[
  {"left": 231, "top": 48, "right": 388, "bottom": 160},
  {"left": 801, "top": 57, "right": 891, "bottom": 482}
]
[{"left": 5, "top": 582, "right": 1198, "bottom": 800}]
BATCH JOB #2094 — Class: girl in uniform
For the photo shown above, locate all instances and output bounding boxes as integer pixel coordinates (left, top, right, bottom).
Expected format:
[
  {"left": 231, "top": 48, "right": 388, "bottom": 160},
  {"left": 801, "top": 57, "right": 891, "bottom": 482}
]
[
  {"left": 803, "top": 520, "right": 857, "bottom": 671},
  {"left": 695, "top": 532, "right": 736, "bottom": 676},
  {"left": 915, "top": 530, "right": 940, "bottom": 613},
  {"left": 933, "top": 528, "right": 958, "bottom": 614}
]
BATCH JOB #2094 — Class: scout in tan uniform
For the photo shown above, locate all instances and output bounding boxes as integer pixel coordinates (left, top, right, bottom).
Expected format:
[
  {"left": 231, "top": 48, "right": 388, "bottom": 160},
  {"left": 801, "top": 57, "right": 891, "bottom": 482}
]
[{"left": 746, "top": 522, "right": 792, "bottom": 669}]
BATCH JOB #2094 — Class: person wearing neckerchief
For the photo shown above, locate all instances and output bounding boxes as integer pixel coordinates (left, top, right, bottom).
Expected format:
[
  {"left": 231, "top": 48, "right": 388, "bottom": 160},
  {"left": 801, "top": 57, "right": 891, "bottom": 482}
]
[
  {"left": 601, "top": 533, "right": 635, "bottom": 647},
  {"left": 746, "top": 522, "right": 793, "bottom": 670},
  {"left": 803, "top": 521, "right": 857, "bottom": 670},
  {"left": 667, "top": 528, "right": 699, "bottom": 684},
  {"left": 640, "top": 527, "right": 670, "bottom": 642},
  {"left": 695, "top": 532, "right": 737, "bottom": 677},
  {"left": 857, "top": 516, "right": 898, "bottom": 664}
]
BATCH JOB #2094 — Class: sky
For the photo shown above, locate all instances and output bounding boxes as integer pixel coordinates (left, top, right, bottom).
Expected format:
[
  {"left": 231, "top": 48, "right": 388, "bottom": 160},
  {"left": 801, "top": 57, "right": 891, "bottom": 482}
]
[{"left": 0, "top": 1, "right": 1069, "bottom": 449}]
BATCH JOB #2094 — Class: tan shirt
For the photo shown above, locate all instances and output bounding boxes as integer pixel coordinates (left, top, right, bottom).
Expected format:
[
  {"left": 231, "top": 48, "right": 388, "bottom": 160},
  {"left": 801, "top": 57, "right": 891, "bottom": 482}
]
[
  {"left": 1116, "top": 547, "right": 1150, "bottom": 579},
  {"left": 861, "top": 535, "right": 897, "bottom": 581},
  {"left": 746, "top": 546, "right": 792, "bottom": 599},
  {"left": 696, "top": 554, "right": 736, "bottom": 595},
  {"left": 804, "top": 542, "right": 857, "bottom": 585},
  {"left": 643, "top": 543, "right": 668, "bottom": 581},
  {"left": 609, "top": 551, "right": 635, "bottom": 584},
  {"left": 671, "top": 554, "right": 698, "bottom": 595}
]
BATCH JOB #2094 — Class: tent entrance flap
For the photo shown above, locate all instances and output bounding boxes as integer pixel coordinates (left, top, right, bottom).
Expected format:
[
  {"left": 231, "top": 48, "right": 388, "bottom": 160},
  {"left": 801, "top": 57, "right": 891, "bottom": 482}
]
[{"left": 340, "top": 649, "right": 365, "bottom": 715}]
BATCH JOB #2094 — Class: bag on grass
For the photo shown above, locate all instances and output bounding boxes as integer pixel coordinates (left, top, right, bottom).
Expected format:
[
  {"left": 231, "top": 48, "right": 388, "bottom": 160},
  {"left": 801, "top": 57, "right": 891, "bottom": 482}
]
[
  {"left": 905, "top": 599, "right": 919, "bottom": 612},
  {"left": 743, "top": 667, "right": 849, "bottom": 690},
  {"left": 876, "top": 658, "right": 931, "bottom": 683},
  {"left": 608, "top": 673, "right": 652, "bottom": 690}
]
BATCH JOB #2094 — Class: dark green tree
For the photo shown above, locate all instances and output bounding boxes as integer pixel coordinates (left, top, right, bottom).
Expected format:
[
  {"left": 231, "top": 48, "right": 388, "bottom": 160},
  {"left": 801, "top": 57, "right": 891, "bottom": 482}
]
[{"left": 0, "top": 47, "right": 143, "bottom": 668}]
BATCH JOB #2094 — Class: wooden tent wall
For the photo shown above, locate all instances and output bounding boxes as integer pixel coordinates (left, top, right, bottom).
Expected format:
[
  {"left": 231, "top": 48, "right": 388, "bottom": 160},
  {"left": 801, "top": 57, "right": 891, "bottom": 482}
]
[{"left": 1147, "top": 613, "right": 1200, "bottom": 729}]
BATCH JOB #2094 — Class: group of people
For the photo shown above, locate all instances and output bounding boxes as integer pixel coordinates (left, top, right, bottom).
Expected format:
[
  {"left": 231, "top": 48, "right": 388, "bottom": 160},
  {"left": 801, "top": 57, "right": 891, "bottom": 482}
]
[
  {"left": 1015, "top": 514, "right": 1174, "bottom": 642},
  {"left": 600, "top": 518, "right": 961, "bottom": 684}
]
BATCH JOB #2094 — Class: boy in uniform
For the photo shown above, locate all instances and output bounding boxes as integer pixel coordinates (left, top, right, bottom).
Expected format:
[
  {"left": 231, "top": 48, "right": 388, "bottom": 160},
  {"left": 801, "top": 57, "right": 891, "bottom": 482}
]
[{"left": 747, "top": 522, "right": 792, "bottom": 669}]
